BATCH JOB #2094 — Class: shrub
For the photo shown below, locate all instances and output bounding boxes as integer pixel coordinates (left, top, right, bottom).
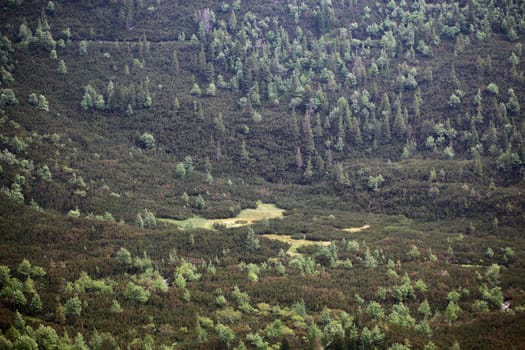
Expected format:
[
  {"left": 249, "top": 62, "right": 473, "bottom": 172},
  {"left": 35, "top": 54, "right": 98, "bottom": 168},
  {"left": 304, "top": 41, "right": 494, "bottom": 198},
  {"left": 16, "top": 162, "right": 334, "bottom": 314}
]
[
  {"left": 486, "top": 83, "right": 499, "bottom": 94},
  {"left": 0, "top": 89, "right": 18, "bottom": 107},
  {"left": 38, "top": 95, "right": 49, "bottom": 112},
  {"left": 139, "top": 132, "right": 156, "bottom": 149},
  {"left": 367, "top": 175, "right": 384, "bottom": 191},
  {"left": 64, "top": 296, "right": 82, "bottom": 317},
  {"left": 190, "top": 83, "right": 202, "bottom": 96},
  {"left": 175, "top": 162, "right": 186, "bottom": 177},
  {"left": 125, "top": 282, "right": 150, "bottom": 304}
]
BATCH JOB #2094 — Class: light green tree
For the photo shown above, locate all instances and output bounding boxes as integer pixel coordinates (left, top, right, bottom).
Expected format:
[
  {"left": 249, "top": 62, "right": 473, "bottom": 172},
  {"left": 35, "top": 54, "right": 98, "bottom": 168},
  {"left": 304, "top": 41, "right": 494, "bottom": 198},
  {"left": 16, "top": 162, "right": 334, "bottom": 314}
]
[
  {"left": 194, "top": 195, "right": 206, "bottom": 209},
  {"left": 79, "top": 40, "right": 88, "bottom": 55},
  {"left": 389, "top": 302, "right": 416, "bottom": 328},
  {"left": 485, "top": 264, "right": 500, "bottom": 285},
  {"left": 445, "top": 301, "right": 461, "bottom": 324},
  {"left": 366, "top": 301, "right": 385, "bottom": 319},
  {"left": 175, "top": 162, "right": 186, "bottom": 177},
  {"left": 64, "top": 296, "right": 82, "bottom": 318},
  {"left": 367, "top": 175, "right": 385, "bottom": 191},
  {"left": 38, "top": 95, "right": 49, "bottom": 112},
  {"left": 486, "top": 83, "right": 499, "bottom": 95},
  {"left": 361, "top": 325, "right": 385, "bottom": 348},
  {"left": 381, "top": 30, "right": 397, "bottom": 56},
  {"left": 17, "top": 259, "right": 32, "bottom": 277},
  {"left": 139, "top": 132, "right": 156, "bottom": 149},
  {"left": 36, "top": 324, "right": 59, "bottom": 349},
  {"left": 14, "top": 335, "right": 38, "bottom": 350},
  {"left": 143, "top": 209, "right": 156, "bottom": 228},
  {"left": 174, "top": 273, "right": 186, "bottom": 289},
  {"left": 245, "top": 228, "right": 260, "bottom": 252},
  {"left": 0, "top": 88, "right": 18, "bottom": 107},
  {"left": 109, "top": 299, "right": 122, "bottom": 313},
  {"left": 215, "top": 323, "right": 235, "bottom": 348},
  {"left": 206, "top": 82, "right": 217, "bottom": 96},
  {"left": 480, "top": 284, "right": 503, "bottom": 308},
  {"left": 125, "top": 282, "right": 150, "bottom": 304},
  {"left": 136, "top": 213, "right": 144, "bottom": 228},
  {"left": 507, "top": 89, "right": 520, "bottom": 114},
  {"left": 191, "top": 82, "right": 202, "bottom": 96},
  {"left": 29, "top": 293, "right": 43, "bottom": 313},
  {"left": 115, "top": 247, "right": 132, "bottom": 266}
]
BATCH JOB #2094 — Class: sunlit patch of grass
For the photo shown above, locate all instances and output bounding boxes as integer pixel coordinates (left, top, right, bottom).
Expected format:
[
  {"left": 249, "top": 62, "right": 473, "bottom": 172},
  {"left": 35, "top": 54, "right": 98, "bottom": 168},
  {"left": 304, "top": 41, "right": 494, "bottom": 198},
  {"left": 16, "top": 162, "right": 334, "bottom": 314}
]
[
  {"left": 341, "top": 224, "right": 371, "bottom": 233},
  {"left": 158, "top": 202, "right": 285, "bottom": 230},
  {"left": 262, "top": 234, "right": 331, "bottom": 256}
]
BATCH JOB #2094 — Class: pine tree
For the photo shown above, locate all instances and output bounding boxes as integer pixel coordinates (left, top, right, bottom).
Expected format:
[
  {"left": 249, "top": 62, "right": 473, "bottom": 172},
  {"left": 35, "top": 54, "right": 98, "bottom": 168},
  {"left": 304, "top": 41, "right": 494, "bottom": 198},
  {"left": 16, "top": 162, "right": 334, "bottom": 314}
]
[
  {"left": 143, "top": 209, "right": 156, "bottom": 228},
  {"left": 393, "top": 102, "right": 407, "bottom": 139},
  {"left": 303, "top": 111, "right": 315, "bottom": 155},
  {"left": 206, "top": 82, "right": 217, "bottom": 96},
  {"left": 194, "top": 195, "right": 206, "bottom": 209},
  {"left": 295, "top": 146, "right": 303, "bottom": 169},
  {"left": 106, "top": 81, "right": 115, "bottom": 110},
  {"left": 30, "top": 293, "right": 43, "bottom": 313},
  {"left": 507, "top": 88, "right": 520, "bottom": 114},
  {"left": 348, "top": 117, "right": 362, "bottom": 145},
  {"left": 413, "top": 88, "right": 422, "bottom": 119},
  {"left": 58, "top": 59, "right": 67, "bottom": 74},
  {"left": 240, "top": 139, "right": 249, "bottom": 162},
  {"left": 135, "top": 213, "right": 144, "bottom": 228},
  {"left": 38, "top": 95, "right": 49, "bottom": 112},
  {"left": 172, "top": 49, "right": 179, "bottom": 73},
  {"left": 214, "top": 112, "right": 226, "bottom": 134},
  {"left": 303, "top": 158, "right": 313, "bottom": 180},
  {"left": 191, "top": 82, "right": 202, "bottom": 96}
]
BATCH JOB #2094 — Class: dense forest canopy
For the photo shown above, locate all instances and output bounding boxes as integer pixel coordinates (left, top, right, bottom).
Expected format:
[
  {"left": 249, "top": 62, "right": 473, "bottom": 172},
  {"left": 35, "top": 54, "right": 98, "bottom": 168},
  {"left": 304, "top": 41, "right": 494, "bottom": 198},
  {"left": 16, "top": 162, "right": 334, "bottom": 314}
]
[{"left": 0, "top": 0, "right": 524, "bottom": 349}]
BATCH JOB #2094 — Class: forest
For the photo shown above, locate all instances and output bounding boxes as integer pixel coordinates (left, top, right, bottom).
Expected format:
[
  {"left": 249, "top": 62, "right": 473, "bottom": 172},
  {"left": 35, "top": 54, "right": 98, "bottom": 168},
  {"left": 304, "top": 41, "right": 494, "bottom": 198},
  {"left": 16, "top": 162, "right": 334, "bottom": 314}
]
[{"left": 0, "top": 0, "right": 524, "bottom": 348}]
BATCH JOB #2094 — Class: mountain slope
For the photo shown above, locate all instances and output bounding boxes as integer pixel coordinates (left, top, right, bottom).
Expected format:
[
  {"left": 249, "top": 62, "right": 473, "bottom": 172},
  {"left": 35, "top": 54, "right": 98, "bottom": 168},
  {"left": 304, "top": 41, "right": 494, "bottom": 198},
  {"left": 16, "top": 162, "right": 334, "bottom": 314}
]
[{"left": 1, "top": 0, "right": 525, "bottom": 349}]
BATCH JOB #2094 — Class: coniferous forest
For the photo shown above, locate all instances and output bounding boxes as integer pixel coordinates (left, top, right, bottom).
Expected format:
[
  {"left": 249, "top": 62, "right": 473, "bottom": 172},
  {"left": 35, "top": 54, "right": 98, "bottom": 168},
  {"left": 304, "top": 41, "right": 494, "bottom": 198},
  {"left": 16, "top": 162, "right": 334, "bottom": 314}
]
[{"left": 0, "top": 0, "right": 525, "bottom": 348}]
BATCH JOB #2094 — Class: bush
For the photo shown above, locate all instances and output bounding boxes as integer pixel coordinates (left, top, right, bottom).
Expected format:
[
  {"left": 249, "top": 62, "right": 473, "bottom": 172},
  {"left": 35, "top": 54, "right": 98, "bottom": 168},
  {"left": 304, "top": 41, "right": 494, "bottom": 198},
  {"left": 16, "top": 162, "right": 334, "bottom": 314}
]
[
  {"left": 125, "top": 282, "right": 150, "bottom": 303},
  {"left": 367, "top": 175, "right": 384, "bottom": 191},
  {"left": 175, "top": 162, "right": 186, "bottom": 177},
  {"left": 64, "top": 296, "right": 82, "bottom": 317},
  {"left": 139, "top": 132, "right": 156, "bottom": 149},
  {"left": 486, "top": 83, "right": 499, "bottom": 94},
  {"left": 38, "top": 95, "right": 49, "bottom": 112},
  {"left": 0, "top": 89, "right": 18, "bottom": 107}
]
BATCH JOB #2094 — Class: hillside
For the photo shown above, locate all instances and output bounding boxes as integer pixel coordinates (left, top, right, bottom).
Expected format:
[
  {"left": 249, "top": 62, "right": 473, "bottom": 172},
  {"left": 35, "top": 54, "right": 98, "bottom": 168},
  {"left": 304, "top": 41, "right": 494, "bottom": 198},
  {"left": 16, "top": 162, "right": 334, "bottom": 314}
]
[{"left": 1, "top": 0, "right": 525, "bottom": 349}]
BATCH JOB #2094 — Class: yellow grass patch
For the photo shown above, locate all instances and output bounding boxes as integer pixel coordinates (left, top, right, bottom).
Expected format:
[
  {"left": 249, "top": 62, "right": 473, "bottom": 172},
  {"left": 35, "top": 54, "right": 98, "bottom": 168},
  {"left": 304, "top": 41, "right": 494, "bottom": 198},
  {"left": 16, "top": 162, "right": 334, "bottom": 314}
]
[
  {"left": 262, "top": 234, "right": 331, "bottom": 256},
  {"left": 341, "top": 224, "right": 371, "bottom": 233},
  {"left": 159, "top": 202, "right": 285, "bottom": 230}
]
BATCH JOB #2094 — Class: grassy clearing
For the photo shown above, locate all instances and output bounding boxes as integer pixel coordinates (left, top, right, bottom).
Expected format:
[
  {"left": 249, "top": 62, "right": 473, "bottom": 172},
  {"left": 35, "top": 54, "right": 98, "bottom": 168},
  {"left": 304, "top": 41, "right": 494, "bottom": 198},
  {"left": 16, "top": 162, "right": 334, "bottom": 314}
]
[
  {"left": 341, "top": 224, "right": 371, "bottom": 233},
  {"left": 262, "top": 234, "right": 331, "bottom": 256},
  {"left": 264, "top": 223, "right": 372, "bottom": 255},
  {"left": 158, "top": 202, "right": 285, "bottom": 230}
]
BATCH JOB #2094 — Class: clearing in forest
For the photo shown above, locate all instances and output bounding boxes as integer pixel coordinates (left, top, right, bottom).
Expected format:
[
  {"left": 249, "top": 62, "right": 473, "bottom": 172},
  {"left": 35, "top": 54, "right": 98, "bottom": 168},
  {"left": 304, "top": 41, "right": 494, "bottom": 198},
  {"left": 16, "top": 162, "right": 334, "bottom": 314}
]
[
  {"left": 341, "top": 224, "right": 371, "bottom": 233},
  {"left": 159, "top": 202, "right": 285, "bottom": 230},
  {"left": 261, "top": 234, "right": 331, "bottom": 256}
]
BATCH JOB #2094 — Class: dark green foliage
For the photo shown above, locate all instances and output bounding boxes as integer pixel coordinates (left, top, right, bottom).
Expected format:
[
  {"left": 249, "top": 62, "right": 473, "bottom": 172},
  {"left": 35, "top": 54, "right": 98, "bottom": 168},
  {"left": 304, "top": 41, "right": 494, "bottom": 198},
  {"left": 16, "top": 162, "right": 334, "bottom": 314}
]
[{"left": 0, "top": 89, "right": 18, "bottom": 107}]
